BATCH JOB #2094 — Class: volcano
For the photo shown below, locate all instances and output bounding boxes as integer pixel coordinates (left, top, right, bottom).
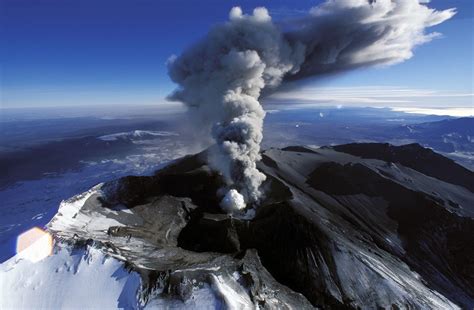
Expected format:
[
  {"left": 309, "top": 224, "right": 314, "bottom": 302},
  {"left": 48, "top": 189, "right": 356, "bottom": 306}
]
[{"left": 6, "top": 143, "right": 474, "bottom": 309}]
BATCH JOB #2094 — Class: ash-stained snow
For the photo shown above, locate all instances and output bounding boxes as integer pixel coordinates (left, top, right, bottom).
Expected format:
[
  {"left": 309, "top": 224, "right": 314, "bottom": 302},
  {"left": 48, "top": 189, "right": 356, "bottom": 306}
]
[
  {"left": 0, "top": 245, "right": 281, "bottom": 310},
  {"left": 0, "top": 138, "right": 190, "bottom": 262}
]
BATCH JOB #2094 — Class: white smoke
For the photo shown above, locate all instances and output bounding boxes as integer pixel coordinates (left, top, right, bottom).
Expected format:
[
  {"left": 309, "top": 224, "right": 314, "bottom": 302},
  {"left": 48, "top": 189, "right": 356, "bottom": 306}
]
[
  {"left": 167, "top": 0, "right": 455, "bottom": 213},
  {"left": 220, "top": 189, "right": 247, "bottom": 213},
  {"left": 168, "top": 7, "right": 304, "bottom": 211}
]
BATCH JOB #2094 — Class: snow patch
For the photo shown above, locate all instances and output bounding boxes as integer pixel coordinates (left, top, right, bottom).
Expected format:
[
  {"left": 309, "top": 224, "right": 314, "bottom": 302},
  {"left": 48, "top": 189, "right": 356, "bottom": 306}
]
[
  {"left": 98, "top": 130, "right": 179, "bottom": 141},
  {"left": 0, "top": 244, "right": 142, "bottom": 310}
]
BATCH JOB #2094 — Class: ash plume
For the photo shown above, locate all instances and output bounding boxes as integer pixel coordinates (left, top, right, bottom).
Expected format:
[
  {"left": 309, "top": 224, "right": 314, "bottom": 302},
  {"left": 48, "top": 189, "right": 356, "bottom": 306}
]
[{"left": 167, "top": 0, "right": 454, "bottom": 213}]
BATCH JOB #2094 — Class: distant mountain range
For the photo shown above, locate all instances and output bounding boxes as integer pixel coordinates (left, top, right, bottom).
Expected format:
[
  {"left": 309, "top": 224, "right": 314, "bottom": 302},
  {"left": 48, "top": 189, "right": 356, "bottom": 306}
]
[
  {"left": 1, "top": 111, "right": 471, "bottom": 190},
  {"left": 265, "top": 113, "right": 474, "bottom": 169},
  {"left": 393, "top": 117, "right": 474, "bottom": 153}
]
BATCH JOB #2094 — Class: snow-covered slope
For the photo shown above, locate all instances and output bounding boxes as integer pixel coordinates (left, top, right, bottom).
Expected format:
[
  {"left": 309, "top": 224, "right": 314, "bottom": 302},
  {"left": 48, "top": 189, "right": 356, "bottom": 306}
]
[{"left": 0, "top": 245, "right": 141, "bottom": 309}]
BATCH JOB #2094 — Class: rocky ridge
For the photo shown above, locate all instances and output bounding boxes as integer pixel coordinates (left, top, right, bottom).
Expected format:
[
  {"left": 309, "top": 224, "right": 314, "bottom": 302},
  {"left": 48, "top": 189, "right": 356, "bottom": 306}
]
[{"left": 47, "top": 143, "right": 474, "bottom": 309}]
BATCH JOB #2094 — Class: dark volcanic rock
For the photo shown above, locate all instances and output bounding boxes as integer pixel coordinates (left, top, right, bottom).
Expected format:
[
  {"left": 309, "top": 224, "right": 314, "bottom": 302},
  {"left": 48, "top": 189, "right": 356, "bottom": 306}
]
[
  {"left": 307, "top": 161, "right": 474, "bottom": 306},
  {"left": 48, "top": 143, "right": 474, "bottom": 309},
  {"left": 333, "top": 143, "right": 474, "bottom": 192},
  {"left": 282, "top": 146, "right": 320, "bottom": 154}
]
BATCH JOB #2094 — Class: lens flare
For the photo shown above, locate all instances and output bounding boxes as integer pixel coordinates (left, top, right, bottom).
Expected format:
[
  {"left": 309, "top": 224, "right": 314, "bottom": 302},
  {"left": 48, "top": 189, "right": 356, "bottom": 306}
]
[{"left": 16, "top": 227, "right": 53, "bottom": 263}]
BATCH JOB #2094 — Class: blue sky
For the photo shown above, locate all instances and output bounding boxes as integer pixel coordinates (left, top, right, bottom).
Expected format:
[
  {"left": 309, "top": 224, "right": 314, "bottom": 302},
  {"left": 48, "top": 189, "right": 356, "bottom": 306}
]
[{"left": 1, "top": 0, "right": 473, "bottom": 109}]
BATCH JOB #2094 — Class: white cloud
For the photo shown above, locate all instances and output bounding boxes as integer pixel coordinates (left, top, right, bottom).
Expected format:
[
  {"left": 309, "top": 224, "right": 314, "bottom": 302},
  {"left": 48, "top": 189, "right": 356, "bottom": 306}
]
[
  {"left": 267, "top": 86, "right": 474, "bottom": 108},
  {"left": 391, "top": 107, "right": 474, "bottom": 117}
]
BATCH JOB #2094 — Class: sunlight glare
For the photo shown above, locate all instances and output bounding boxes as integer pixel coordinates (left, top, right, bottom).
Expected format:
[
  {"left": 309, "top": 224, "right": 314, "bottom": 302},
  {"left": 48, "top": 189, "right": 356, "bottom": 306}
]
[{"left": 16, "top": 227, "right": 53, "bottom": 263}]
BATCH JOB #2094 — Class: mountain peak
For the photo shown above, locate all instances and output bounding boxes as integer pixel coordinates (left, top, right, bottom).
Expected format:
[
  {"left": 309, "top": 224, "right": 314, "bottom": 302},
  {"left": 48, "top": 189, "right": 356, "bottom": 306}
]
[{"left": 40, "top": 143, "right": 474, "bottom": 308}]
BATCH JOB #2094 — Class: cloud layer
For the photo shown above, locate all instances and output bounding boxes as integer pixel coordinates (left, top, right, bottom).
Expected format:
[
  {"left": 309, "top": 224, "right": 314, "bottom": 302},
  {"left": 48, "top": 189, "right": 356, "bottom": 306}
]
[
  {"left": 167, "top": 0, "right": 455, "bottom": 213},
  {"left": 268, "top": 86, "right": 473, "bottom": 107}
]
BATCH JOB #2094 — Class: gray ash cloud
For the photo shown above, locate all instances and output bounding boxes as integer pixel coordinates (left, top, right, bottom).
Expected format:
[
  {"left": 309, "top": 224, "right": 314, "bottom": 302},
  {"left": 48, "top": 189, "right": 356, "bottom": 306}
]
[{"left": 167, "top": 0, "right": 454, "bottom": 213}]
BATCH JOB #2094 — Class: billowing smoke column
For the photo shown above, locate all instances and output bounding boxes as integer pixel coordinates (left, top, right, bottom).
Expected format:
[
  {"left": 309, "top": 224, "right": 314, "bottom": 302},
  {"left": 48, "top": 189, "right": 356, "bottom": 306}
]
[
  {"left": 168, "top": 7, "right": 303, "bottom": 211},
  {"left": 167, "top": 0, "right": 454, "bottom": 213}
]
